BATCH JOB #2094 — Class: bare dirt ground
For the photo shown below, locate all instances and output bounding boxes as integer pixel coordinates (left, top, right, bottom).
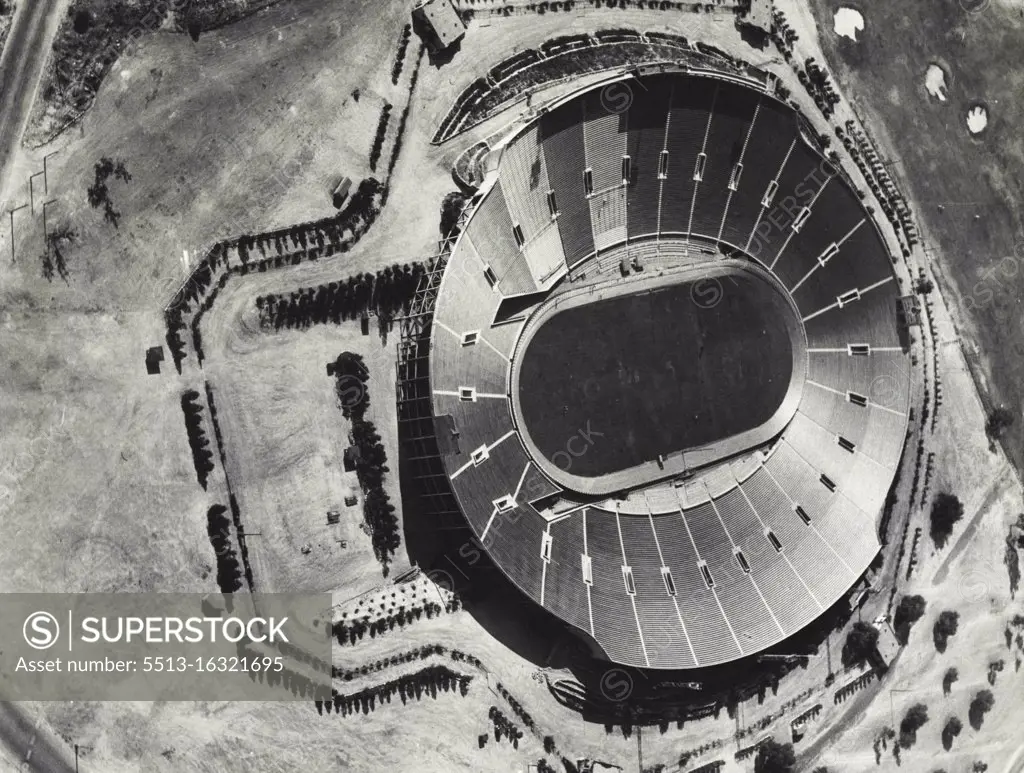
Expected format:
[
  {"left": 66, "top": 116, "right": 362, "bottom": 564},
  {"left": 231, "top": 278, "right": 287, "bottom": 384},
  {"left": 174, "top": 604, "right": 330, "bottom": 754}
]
[{"left": 203, "top": 318, "right": 409, "bottom": 593}]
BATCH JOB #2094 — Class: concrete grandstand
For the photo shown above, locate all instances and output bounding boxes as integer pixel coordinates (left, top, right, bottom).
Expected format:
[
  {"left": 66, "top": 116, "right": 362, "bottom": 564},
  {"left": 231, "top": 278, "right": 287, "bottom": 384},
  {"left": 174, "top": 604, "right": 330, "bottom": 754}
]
[{"left": 398, "top": 67, "right": 912, "bottom": 671}]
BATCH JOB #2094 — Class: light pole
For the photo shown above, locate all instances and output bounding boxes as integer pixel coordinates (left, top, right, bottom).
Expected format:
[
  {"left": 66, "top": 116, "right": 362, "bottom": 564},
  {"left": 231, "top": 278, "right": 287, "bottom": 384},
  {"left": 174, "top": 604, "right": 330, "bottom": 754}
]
[{"left": 8, "top": 203, "right": 26, "bottom": 263}]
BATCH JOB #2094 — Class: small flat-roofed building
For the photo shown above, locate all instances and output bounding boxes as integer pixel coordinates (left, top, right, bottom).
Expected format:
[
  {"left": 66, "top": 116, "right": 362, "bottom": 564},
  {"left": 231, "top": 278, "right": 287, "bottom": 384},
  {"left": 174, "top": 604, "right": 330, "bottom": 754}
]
[
  {"left": 872, "top": 620, "right": 901, "bottom": 671},
  {"left": 412, "top": 0, "right": 465, "bottom": 54},
  {"left": 145, "top": 345, "right": 164, "bottom": 375},
  {"left": 748, "top": 0, "right": 773, "bottom": 32}
]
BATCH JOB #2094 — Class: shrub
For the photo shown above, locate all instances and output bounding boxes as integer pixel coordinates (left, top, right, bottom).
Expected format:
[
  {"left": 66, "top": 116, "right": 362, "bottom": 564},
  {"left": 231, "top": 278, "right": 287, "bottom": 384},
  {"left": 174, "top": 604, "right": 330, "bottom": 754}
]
[{"left": 754, "top": 740, "right": 796, "bottom": 773}]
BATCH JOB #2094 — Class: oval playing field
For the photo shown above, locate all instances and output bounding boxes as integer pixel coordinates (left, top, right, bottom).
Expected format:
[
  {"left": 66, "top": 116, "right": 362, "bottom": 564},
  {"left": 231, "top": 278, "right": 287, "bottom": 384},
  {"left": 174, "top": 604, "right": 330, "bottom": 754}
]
[{"left": 514, "top": 262, "right": 806, "bottom": 493}]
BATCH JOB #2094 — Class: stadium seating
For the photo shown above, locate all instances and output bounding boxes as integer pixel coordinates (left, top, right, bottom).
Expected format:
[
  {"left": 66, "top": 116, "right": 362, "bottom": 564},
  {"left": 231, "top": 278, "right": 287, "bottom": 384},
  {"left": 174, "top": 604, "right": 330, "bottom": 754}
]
[
  {"left": 624, "top": 77, "right": 672, "bottom": 238},
  {"left": 660, "top": 79, "right": 718, "bottom": 236},
  {"left": 689, "top": 84, "right": 759, "bottom": 240},
  {"left": 427, "top": 71, "right": 909, "bottom": 670},
  {"left": 719, "top": 99, "right": 799, "bottom": 249},
  {"left": 499, "top": 124, "right": 559, "bottom": 241},
  {"left": 545, "top": 514, "right": 592, "bottom": 633},
  {"left": 540, "top": 100, "right": 596, "bottom": 267}
]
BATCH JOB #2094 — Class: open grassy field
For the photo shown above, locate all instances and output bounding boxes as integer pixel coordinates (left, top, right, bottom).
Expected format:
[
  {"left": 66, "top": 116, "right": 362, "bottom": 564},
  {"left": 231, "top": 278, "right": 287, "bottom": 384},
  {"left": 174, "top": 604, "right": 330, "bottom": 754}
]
[
  {"left": 518, "top": 270, "right": 794, "bottom": 476},
  {"left": 804, "top": 0, "right": 1024, "bottom": 478}
]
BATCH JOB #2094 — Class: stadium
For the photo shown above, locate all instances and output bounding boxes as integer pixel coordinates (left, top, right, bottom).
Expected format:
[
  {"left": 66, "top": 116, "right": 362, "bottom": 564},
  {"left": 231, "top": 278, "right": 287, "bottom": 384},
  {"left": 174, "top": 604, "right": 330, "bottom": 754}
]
[{"left": 401, "top": 65, "right": 912, "bottom": 671}]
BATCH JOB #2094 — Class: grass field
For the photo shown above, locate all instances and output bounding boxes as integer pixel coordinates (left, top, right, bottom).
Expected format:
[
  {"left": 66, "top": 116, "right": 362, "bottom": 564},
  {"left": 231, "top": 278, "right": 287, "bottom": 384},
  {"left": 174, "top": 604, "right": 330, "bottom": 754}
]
[
  {"left": 518, "top": 270, "right": 795, "bottom": 477},
  {"left": 805, "top": 0, "right": 1024, "bottom": 477}
]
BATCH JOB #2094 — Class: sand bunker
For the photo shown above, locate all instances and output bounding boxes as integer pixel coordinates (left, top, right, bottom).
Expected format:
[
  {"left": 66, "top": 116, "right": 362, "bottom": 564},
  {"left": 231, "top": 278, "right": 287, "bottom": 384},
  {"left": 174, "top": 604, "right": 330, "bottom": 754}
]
[
  {"left": 925, "top": 64, "right": 948, "bottom": 102},
  {"left": 967, "top": 104, "right": 988, "bottom": 134},
  {"left": 833, "top": 7, "right": 865, "bottom": 41}
]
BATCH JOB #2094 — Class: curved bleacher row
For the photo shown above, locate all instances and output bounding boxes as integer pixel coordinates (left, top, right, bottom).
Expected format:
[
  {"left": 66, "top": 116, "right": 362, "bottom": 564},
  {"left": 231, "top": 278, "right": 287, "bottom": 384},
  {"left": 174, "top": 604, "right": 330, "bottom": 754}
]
[{"left": 427, "top": 71, "right": 911, "bottom": 669}]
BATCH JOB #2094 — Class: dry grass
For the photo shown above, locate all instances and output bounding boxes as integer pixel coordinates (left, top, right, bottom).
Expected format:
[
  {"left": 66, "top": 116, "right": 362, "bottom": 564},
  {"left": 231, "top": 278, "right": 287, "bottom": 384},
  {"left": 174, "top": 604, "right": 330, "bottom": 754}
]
[{"left": 4, "top": 0, "right": 1022, "bottom": 770}]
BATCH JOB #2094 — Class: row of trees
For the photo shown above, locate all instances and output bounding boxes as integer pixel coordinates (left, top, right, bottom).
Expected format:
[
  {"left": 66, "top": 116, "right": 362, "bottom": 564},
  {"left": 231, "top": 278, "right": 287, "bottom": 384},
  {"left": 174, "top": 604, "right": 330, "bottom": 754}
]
[
  {"left": 769, "top": 9, "right": 799, "bottom": 56},
  {"left": 206, "top": 504, "right": 243, "bottom": 593},
  {"left": 332, "top": 598, "right": 457, "bottom": 645},
  {"left": 181, "top": 389, "right": 214, "bottom": 488},
  {"left": 315, "top": 665, "right": 472, "bottom": 717},
  {"left": 488, "top": 706, "right": 524, "bottom": 747},
  {"left": 206, "top": 382, "right": 256, "bottom": 592},
  {"left": 256, "top": 262, "right": 426, "bottom": 333},
  {"left": 838, "top": 120, "right": 919, "bottom": 252},
  {"left": 333, "top": 352, "right": 401, "bottom": 573},
  {"left": 369, "top": 102, "right": 393, "bottom": 172},
  {"left": 334, "top": 643, "right": 447, "bottom": 681},
  {"left": 384, "top": 54, "right": 422, "bottom": 180},
  {"left": 1005, "top": 514, "right": 1024, "bottom": 596},
  {"left": 165, "top": 177, "right": 387, "bottom": 372},
  {"left": 392, "top": 24, "right": 412, "bottom": 84},
  {"left": 496, "top": 681, "right": 537, "bottom": 734},
  {"left": 798, "top": 58, "right": 840, "bottom": 119}
]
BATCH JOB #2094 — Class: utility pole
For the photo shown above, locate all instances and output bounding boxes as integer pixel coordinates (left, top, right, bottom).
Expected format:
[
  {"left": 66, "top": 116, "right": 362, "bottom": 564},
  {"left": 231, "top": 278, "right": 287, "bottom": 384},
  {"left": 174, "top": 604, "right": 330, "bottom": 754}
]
[
  {"left": 43, "top": 150, "right": 60, "bottom": 194},
  {"left": 8, "top": 203, "right": 26, "bottom": 263},
  {"left": 29, "top": 171, "right": 44, "bottom": 214},
  {"left": 42, "top": 199, "right": 58, "bottom": 254},
  {"left": 74, "top": 743, "right": 80, "bottom": 772}
]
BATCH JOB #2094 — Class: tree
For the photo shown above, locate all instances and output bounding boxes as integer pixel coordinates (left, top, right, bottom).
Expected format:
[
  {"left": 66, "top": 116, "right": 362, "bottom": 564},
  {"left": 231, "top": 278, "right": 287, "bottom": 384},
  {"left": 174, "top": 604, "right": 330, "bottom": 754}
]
[
  {"left": 86, "top": 157, "right": 131, "bottom": 229},
  {"left": 942, "top": 667, "right": 958, "bottom": 695},
  {"left": 968, "top": 689, "right": 994, "bottom": 730},
  {"left": 898, "top": 703, "right": 929, "bottom": 748},
  {"left": 930, "top": 493, "right": 964, "bottom": 548},
  {"left": 894, "top": 594, "right": 927, "bottom": 644},
  {"left": 929, "top": 610, "right": 958, "bottom": 652},
  {"left": 941, "top": 716, "right": 962, "bottom": 751},
  {"left": 842, "top": 621, "right": 879, "bottom": 668},
  {"left": 440, "top": 190, "right": 468, "bottom": 237},
  {"left": 754, "top": 740, "right": 796, "bottom": 773},
  {"left": 985, "top": 406, "right": 1014, "bottom": 443}
]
